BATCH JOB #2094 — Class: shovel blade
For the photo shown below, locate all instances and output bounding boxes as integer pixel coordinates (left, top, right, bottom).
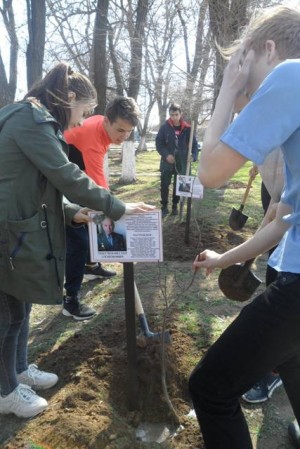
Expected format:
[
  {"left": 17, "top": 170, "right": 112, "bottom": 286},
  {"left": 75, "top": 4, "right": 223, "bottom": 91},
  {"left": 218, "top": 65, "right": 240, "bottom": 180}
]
[
  {"left": 229, "top": 207, "right": 249, "bottom": 231},
  {"left": 218, "top": 264, "right": 262, "bottom": 302}
]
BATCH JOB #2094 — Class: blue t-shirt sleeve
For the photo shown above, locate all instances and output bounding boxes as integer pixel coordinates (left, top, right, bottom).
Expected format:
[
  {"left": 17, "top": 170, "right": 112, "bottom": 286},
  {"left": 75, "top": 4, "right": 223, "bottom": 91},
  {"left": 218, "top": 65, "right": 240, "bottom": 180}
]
[{"left": 221, "top": 60, "right": 300, "bottom": 165}]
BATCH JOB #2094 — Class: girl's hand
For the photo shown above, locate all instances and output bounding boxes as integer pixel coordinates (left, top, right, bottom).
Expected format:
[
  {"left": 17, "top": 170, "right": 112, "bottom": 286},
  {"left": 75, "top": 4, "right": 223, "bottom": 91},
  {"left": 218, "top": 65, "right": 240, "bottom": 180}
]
[
  {"left": 193, "top": 250, "right": 223, "bottom": 276},
  {"left": 125, "top": 202, "right": 156, "bottom": 214},
  {"left": 73, "top": 207, "right": 93, "bottom": 224}
]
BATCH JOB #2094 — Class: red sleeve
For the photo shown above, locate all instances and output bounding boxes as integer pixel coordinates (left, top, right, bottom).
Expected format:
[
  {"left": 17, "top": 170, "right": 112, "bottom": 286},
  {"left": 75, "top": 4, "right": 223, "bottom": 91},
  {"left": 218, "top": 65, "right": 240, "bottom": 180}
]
[{"left": 64, "top": 126, "right": 86, "bottom": 150}]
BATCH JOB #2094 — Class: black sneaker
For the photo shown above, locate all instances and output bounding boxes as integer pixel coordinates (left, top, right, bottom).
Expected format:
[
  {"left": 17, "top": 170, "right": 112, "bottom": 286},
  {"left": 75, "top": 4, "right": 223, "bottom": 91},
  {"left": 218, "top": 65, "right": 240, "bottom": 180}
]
[
  {"left": 288, "top": 420, "right": 300, "bottom": 448},
  {"left": 84, "top": 263, "right": 116, "bottom": 280},
  {"left": 242, "top": 372, "right": 282, "bottom": 403},
  {"left": 161, "top": 207, "right": 169, "bottom": 218},
  {"left": 62, "top": 296, "right": 96, "bottom": 321}
]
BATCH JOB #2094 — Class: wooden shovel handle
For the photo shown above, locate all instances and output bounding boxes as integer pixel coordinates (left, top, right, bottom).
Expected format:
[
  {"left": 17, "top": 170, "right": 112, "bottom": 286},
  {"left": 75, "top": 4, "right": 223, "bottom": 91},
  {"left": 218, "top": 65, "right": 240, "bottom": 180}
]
[
  {"left": 134, "top": 282, "right": 144, "bottom": 315},
  {"left": 241, "top": 175, "right": 255, "bottom": 206}
]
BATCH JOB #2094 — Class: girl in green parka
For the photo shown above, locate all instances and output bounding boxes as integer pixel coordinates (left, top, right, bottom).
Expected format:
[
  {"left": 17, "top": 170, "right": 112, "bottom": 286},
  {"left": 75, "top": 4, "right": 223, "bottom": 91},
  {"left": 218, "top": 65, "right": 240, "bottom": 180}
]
[{"left": 0, "top": 62, "right": 153, "bottom": 419}]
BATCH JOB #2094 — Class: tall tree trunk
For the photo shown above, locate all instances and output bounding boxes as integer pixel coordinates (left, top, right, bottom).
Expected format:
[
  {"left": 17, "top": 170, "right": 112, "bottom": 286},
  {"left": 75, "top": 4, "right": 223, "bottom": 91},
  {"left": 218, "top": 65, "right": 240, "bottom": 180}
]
[
  {"left": 180, "top": 0, "right": 209, "bottom": 122},
  {"left": 127, "top": 0, "right": 149, "bottom": 100},
  {"left": 92, "top": 0, "right": 109, "bottom": 115},
  {"left": 208, "top": 0, "right": 248, "bottom": 106},
  {"left": 0, "top": 0, "right": 18, "bottom": 107},
  {"left": 120, "top": 141, "right": 136, "bottom": 184},
  {"left": 26, "top": 0, "right": 46, "bottom": 89},
  {"left": 120, "top": 0, "right": 150, "bottom": 184}
]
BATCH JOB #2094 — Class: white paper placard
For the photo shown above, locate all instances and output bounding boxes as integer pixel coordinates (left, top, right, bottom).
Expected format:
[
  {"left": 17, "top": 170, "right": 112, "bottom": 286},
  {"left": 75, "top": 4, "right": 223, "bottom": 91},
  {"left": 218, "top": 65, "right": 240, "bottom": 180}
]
[
  {"left": 88, "top": 210, "right": 163, "bottom": 263},
  {"left": 176, "top": 174, "right": 204, "bottom": 199}
]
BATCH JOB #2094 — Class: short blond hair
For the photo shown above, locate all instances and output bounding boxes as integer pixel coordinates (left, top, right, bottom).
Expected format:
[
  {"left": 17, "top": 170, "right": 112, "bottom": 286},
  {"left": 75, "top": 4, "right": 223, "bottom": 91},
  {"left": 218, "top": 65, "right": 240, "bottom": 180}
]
[{"left": 222, "top": 6, "right": 300, "bottom": 60}]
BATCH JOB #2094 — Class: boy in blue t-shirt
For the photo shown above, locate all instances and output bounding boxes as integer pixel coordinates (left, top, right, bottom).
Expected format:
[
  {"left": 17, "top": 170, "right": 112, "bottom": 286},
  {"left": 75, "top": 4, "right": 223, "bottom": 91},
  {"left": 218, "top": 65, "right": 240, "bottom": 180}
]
[{"left": 190, "top": 6, "right": 300, "bottom": 449}]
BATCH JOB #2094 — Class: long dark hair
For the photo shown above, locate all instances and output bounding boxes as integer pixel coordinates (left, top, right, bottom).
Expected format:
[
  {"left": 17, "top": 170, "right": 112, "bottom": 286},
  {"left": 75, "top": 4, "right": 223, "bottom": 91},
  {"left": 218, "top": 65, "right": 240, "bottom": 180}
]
[{"left": 24, "top": 62, "right": 97, "bottom": 130}]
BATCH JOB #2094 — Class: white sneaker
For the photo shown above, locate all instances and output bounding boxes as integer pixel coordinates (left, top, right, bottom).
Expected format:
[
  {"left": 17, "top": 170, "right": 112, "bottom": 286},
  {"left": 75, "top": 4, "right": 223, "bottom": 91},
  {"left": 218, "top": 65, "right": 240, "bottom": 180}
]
[
  {"left": 17, "top": 364, "right": 58, "bottom": 390},
  {"left": 0, "top": 384, "right": 48, "bottom": 418}
]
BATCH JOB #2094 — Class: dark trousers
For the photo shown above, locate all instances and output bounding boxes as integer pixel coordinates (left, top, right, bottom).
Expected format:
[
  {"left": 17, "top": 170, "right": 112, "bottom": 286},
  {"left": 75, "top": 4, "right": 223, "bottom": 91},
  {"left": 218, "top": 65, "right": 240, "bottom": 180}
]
[
  {"left": 64, "top": 225, "right": 89, "bottom": 297},
  {"left": 189, "top": 273, "right": 300, "bottom": 449},
  {"left": 160, "top": 162, "right": 180, "bottom": 208}
]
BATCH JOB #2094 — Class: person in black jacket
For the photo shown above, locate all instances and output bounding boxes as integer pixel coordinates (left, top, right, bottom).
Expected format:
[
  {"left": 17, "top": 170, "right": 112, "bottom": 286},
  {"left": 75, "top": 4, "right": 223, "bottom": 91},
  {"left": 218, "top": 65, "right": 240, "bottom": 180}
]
[{"left": 155, "top": 103, "right": 199, "bottom": 217}]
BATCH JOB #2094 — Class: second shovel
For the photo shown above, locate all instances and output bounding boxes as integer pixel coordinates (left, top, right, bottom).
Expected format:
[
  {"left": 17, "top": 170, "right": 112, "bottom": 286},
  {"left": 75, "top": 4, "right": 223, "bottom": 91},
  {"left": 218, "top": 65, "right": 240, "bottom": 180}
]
[
  {"left": 218, "top": 258, "right": 262, "bottom": 302},
  {"left": 229, "top": 174, "right": 255, "bottom": 230}
]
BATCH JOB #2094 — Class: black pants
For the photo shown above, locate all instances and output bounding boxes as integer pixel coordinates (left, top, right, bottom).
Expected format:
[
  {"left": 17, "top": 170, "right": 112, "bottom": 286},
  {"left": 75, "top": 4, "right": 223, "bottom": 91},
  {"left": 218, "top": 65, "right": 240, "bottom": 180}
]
[
  {"left": 64, "top": 225, "right": 89, "bottom": 296},
  {"left": 160, "top": 158, "right": 185, "bottom": 208},
  {"left": 160, "top": 166, "right": 179, "bottom": 208},
  {"left": 189, "top": 274, "right": 300, "bottom": 449}
]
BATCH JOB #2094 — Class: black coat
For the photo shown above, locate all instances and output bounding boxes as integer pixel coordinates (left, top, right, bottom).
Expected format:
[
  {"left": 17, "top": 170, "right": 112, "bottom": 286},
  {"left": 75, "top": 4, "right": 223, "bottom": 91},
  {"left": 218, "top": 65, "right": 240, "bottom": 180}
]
[{"left": 155, "top": 119, "right": 199, "bottom": 173}]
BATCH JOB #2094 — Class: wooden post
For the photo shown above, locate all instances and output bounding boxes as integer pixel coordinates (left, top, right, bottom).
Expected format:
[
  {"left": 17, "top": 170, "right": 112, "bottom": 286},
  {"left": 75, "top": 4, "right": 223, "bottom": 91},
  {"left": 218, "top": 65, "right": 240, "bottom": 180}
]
[
  {"left": 182, "top": 122, "right": 195, "bottom": 242},
  {"left": 184, "top": 196, "right": 192, "bottom": 244},
  {"left": 123, "top": 262, "right": 139, "bottom": 410}
]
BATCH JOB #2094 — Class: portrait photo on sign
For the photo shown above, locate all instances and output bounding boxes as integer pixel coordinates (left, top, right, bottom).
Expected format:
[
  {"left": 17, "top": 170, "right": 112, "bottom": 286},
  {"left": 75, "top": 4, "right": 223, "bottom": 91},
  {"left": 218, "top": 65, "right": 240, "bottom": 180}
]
[
  {"left": 176, "top": 175, "right": 204, "bottom": 199},
  {"left": 97, "top": 215, "right": 127, "bottom": 252},
  {"left": 88, "top": 211, "right": 163, "bottom": 263}
]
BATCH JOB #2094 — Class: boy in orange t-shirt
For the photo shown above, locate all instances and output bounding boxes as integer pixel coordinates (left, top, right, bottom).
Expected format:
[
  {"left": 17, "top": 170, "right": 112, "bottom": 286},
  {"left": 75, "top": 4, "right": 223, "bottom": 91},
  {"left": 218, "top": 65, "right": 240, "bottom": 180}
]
[{"left": 63, "top": 97, "right": 139, "bottom": 320}]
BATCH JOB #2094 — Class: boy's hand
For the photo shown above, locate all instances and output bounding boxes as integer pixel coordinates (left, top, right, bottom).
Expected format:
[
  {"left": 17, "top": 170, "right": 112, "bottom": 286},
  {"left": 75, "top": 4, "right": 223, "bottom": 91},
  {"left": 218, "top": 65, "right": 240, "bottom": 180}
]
[
  {"left": 125, "top": 202, "right": 156, "bottom": 214},
  {"left": 249, "top": 164, "right": 258, "bottom": 178},
  {"left": 222, "top": 41, "right": 255, "bottom": 98},
  {"left": 166, "top": 154, "right": 175, "bottom": 164}
]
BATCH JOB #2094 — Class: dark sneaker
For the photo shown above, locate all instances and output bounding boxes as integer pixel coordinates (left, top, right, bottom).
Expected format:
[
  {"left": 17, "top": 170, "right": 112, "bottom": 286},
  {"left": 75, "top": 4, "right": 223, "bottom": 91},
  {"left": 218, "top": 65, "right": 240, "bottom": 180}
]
[
  {"left": 84, "top": 263, "right": 116, "bottom": 280},
  {"left": 288, "top": 420, "right": 300, "bottom": 448},
  {"left": 62, "top": 296, "right": 96, "bottom": 321},
  {"left": 171, "top": 205, "right": 178, "bottom": 216},
  {"left": 242, "top": 373, "right": 282, "bottom": 403},
  {"left": 161, "top": 207, "right": 169, "bottom": 218}
]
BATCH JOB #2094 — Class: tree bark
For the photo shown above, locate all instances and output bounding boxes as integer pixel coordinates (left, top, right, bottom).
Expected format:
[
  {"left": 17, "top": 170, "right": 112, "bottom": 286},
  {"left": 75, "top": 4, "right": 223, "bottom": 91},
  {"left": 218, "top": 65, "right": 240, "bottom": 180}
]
[
  {"left": 26, "top": 0, "right": 46, "bottom": 89},
  {"left": 208, "top": 0, "right": 248, "bottom": 106},
  {"left": 127, "top": 0, "right": 149, "bottom": 100},
  {"left": 120, "top": 141, "right": 136, "bottom": 184},
  {"left": 0, "top": 0, "right": 18, "bottom": 107},
  {"left": 92, "top": 0, "right": 109, "bottom": 114}
]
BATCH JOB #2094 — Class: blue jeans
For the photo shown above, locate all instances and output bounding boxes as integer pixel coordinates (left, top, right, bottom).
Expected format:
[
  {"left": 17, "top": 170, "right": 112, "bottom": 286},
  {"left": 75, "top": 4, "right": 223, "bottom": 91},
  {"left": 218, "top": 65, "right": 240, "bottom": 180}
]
[
  {"left": 189, "top": 273, "right": 300, "bottom": 449},
  {"left": 0, "top": 290, "right": 31, "bottom": 395},
  {"left": 64, "top": 225, "right": 89, "bottom": 297}
]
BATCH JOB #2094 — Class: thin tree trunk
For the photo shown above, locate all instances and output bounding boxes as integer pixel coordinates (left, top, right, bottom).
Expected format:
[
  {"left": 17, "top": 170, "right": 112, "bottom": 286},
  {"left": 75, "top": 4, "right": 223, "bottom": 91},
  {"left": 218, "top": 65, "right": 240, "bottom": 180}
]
[
  {"left": 0, "top": 0, "right": 18, "bottom": 106},
  {"left": 26, "top": 0, "right": 46, "bottom": 89}
]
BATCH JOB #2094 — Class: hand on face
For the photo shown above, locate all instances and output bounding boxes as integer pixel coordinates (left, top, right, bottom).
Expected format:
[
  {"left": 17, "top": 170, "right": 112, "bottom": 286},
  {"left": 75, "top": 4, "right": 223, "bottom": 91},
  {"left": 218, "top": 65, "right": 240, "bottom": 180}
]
[{"left": 222, "top": 41, "right": 256, "bottom": 99}]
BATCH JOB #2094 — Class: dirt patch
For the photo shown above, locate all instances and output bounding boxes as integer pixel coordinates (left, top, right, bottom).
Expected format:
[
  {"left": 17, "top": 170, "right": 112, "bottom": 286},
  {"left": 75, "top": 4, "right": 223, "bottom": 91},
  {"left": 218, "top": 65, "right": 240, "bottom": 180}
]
[{"left": 0, "top": 214, "right": 295, "bottom": 449}]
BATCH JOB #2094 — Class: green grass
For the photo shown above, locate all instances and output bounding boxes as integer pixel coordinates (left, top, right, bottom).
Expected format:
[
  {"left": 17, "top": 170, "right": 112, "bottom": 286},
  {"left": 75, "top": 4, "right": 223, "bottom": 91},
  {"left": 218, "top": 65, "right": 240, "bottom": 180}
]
[{"left": 110, "top": 148, "right": 263, "bottom": 232}]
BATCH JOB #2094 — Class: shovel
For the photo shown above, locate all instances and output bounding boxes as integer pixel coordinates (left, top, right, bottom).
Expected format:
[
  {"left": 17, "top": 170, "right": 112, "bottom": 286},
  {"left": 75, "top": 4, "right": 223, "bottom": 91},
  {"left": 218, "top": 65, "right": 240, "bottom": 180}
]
[
  {"left": 229, "top": 175, "right": 255, "bottom": 230},
  {"left": 134, "top": 283, "right": 171, "bottom": 344},
  {"left": 218, "top": 258, "right": 262, "bottom": 302}
]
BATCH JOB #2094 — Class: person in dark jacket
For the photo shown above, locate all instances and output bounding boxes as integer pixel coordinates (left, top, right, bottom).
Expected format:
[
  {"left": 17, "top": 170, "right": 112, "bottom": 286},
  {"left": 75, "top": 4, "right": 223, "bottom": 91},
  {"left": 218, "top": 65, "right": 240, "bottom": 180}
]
[
  {"left": 155, "top": 103, "right": 199, "bottom": 217},
  {"left": 0, "top": 62, "right": 153, "bottom": 419}
]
